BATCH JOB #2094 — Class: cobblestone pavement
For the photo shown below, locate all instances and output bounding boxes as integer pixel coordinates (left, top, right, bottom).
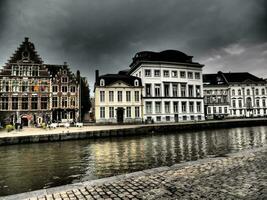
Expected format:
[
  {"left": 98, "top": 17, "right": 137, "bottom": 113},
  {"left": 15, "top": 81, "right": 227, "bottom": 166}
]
[{"left": 5, "top": 146, "right": 267, "bottom": 200}]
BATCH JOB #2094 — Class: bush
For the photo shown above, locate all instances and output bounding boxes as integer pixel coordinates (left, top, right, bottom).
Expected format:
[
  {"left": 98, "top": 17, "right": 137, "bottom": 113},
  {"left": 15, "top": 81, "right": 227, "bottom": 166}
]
[
  {"left": 41, "top": 123, "right": 47, "bottom": 129},
  {"left": 5, "top": 124, "right": 14, "bottom": 132}
]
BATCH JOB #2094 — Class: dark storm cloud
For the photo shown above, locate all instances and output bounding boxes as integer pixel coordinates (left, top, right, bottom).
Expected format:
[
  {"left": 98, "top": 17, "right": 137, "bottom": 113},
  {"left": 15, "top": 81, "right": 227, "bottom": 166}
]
[{"left": 0, "top": 0, "right": 266, "bottom": 88}]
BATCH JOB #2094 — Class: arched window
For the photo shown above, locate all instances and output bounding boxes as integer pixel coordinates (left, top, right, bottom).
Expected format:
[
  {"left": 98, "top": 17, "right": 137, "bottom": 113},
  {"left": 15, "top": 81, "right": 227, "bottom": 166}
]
[
  {"left": 262, "top": 88, "right": 265, "bottom": 95},
  {"left": 100, "top": 79, "right": 105, "bottom": 86},
  {"left": 247, "top": 89, "right": 250, "bottom": 95},
  {"left": 232, "top": 89, "right": 235, "bottom": 96},
  {"left": 134, "top": 79, "right": 139, "bottom": 86},
  {"left": 238, "top": 89, "right": 241, "bottom": 95}
]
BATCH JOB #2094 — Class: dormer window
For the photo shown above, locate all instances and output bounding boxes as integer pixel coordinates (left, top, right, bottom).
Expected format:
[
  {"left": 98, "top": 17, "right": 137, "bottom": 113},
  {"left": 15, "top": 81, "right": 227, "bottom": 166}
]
[
  {"left": 134, "top": 79, "right": 139, "bottom": 86},
  {"left": 62, "top": 77, "right": 68, "bottom": 83},
  {"left": 100, "top": 79, "right": 105, "bottom": 86}
]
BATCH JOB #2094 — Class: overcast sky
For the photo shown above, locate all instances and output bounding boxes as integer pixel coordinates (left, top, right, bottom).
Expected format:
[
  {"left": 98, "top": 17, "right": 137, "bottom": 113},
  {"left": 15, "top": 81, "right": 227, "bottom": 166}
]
[{"left": 0, "top": 0, "right": 266, "bottom": 89}]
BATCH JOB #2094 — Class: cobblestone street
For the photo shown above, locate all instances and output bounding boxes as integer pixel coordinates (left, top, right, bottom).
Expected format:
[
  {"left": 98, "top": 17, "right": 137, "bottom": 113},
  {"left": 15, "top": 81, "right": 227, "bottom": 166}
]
[{"left": 5, "top": 146, "right": 267, "bottom": 200}]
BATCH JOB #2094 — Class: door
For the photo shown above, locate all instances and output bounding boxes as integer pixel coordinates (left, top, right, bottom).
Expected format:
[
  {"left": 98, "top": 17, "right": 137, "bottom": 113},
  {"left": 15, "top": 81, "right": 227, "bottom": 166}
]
[
  {"left": 117, "top": 107, "right": 124, "bottom": 123},
  {"left": 21, "top": 117, "right": 28, "bottom": 127},
  {"left": 174, "top": 114, "right": 179, "bottom": 122}
]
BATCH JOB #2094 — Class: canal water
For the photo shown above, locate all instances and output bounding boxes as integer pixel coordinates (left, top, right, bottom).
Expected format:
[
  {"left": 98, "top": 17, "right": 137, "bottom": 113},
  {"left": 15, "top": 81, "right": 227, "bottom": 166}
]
[{"left": 0, "top": 126, "right": 266, "bottom": 196}]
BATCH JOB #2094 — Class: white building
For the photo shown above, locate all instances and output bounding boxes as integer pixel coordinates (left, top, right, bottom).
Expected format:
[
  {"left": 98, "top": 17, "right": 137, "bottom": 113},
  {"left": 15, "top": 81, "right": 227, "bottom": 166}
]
[
  {"left": 128, "top": 50, "right": 205, "bottom": 123},
  {"left": 203, "top": 71, "right": 267, "bottom": 118},
  {"left": 94, "top": 71, "right": 143, "bottom": 124}
]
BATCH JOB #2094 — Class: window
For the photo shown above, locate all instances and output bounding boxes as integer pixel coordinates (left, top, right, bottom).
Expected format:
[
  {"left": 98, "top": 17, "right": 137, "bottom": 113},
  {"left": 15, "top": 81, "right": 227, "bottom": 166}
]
[
  {"left": 172, "top": 71, "right": 178, "bottom": 77},
  {"left": 117, "top": 91, "right": 123, "bottom": 102},
  {"left": 180, "top": 71, "right": 186, "bottom": 78},
  {"left": 154, "top": 70, "right": 160, "bottom": 77},
  {"left": 52, "top": 97, "right": 58, "bottom": 108},
  {"left": 196, "top": 85, "right": 201, "bottom": 97},
  {"left": 40, "top": 81, "right": 48, "bottom": 92},
  {"left": 188, "top": 85, "right": 193, "bottom": 97},
  {"left": 232, "top": 100, "right": 236, "bottom": 108},
  {"left": 126, "top": 91, "right": 131, "bottom": 102},
  {"left": 263, "top": 99, "right": 266, "bottom": 107},
  {"left": 262, "top": 88, "right": 265, "bottom": 95},
  {"left": 163, "top": 70, "right": 169, "bottom": 77},
  {"left": 2, "top": 81, "right": 9, "bottom": 92},
  {"left": 183, "top": 116, "right": 187, "bottom": 121},
  {"left": 41, "top": 97, "right": 48, "bottom": 109},
  {"left": 247, "top": 89, "right": 250, "bottom": 95},
  {"left": 135, "top": 91, "right": 140, "bottom": 102},
  {"left": 52, "top": 86, "right": 58, "bottom": 92},
  {"left": 219, "top": 107, "right": 222, "bottom": 114},
  {"left": 145, "top": 69, "right": 151, "bottom": 77},
  {"left": 1, "top": 97, "right": 8, "bottom": 110},
  {"left": 197, "top": 102, "right": 201, "bottom": 112},
  {"left": 135, "top": 107, "right": 140, "bottom": 118},
  {"left": 173, "top": 102, "right": 178, "bottom": 113},
  {"left": 189, "top": 102, "right": 194, "bottom": 112},
  {"left": 109, "top": 91, "right": 114, "bottom": 102},
  {"left": 224, "top": 107, "right": 228, "bottom": 114},
  {"left": 31, "top": 97, "right": 38, "bottom": 109},
  {"left": 145, "top": 84, "right": 151, "bottom": 96},
  {"left": 213, "top": 107, "right": 216, "bottom": 114},
  {"left": 208, "top": 107, "right": 211, "bottom": 114},
  {"left": 164, "top": 84, "right": 170, "bottom": 97},
  {"left": 70, "top": 86, "right": 76, "bottom": 93},
  {"left": 100, "top": 107, "right": 105, "bottom": 118},
  {"left": 156, "top": 116, "right": 161, "bottom": 122},
  {"left": 232, "top": 89, "right": 235, "bottom": 96},
  {"left": 62, "top": 86, "right": 68, "bottom": 93},
  {"left": 134, "top": 80, "right": 139, "bottom": 86},
  {"left": 12, "top": 80, "right": 19, "bottom": 92},
  {"left": 100, "top": 79, "right": 105, "bottom": 86},
  {"left": 109, "top": 107, "right": 114, "bottom": 118},
  {"left": 238, "top": 89, "right": 241, "bottom": 95},
  {"left": 12, "top": 97, "right": 18, "bottom": 110},
  {"left": 195, "top": 72, "right": 200, "bottom": 79},
  {"left": 126, "top": 107, "right": 131, "bottom": 118},
  {"left": 62, "top": 97, "right": 68, "bottom": 107},
  {"left": 155, "top": 84, "right": 161, "bottom": 97},
  {"left": 70, "top": 97, "right": 76, "bottom": 107},
  {"left": 22, "top": 97, "right": 28, "bottom": 110},
  {"left": 146, "top": 102, "right": 152, "bottom": 114},
  {"left": 238, "top": 99, "right": 242, "bottom": 108},
  {"left": 188, "top": 72, "right": 193, "bottom": 79},
  {"left": 190, "top": 116, "right": 194, "bottom": 121},
  {"left": 182, "top": 102, "right": 186, "bottom": 112},
  {"left": 181, "top": 84, "right": 186, "bottom": 97},
  {"left": 255, "top": 89, "right": 259, "bottom": 95},
  {"left": 165, "top": 102, "right": 170, "bottom": 113},
  {"left": 22, "top": 81, "right": 28, "bottom": 92},
  {"left": 100, "top": 91, "right": 105, "bottom": 102},
  {"left": 155, "top": 102, "right": 161, "bottom": 113},
  {"left": 256, "top": 99, "right": 260, "bottom": 107},
  {"left": 166, "top": 116, "right": 170, "bottom": 121},
  {"left": 62, "top": 77, "right": 68, "bottom": 83},
  {"left": 172, "top": 84, "right": 178, "bottom": 97}
]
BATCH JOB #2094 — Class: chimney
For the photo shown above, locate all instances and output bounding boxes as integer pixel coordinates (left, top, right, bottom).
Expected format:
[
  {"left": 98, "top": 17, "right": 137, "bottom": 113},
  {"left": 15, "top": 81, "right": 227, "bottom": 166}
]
[{"left": 95, "top": 70, "right": 99, "bottom": 81}]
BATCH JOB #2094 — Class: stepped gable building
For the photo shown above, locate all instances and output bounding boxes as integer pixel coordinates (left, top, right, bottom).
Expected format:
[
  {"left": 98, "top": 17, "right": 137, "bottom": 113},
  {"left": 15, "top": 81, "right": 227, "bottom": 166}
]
[
  {"left": 0, "top": 37, "right": 82, "bottom": 126},
  {"left": 203, "top": 71, "right": 267, "bottom": 118},
  {"left": 128, "top": 50, "right": 205, "bottom": 122},
  {"left": 94, "top": 70, "right": 143, "bottom": 123}
]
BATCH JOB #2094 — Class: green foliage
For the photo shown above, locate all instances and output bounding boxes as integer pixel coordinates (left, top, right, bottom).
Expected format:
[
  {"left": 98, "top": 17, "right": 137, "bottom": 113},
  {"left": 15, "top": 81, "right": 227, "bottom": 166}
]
[
  {"left": 41, "top": 123, "right": 47, "bottom": 129},
  {"left": 5, "top": 125, "right": 14, "bottom": 132}
]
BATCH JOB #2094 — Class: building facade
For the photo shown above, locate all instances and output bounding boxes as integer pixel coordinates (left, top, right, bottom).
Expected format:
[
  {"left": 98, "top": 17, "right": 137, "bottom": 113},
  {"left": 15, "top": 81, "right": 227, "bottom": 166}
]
[
  {"left": 94, "top": 71, "right": 143, "bottom": 123},
  {"left": 0, "top": 37, "right": 83, "bottom": 126},
  {"left": 128, "top": 50, "right": 205, "bottom": 123},
  {"left": 203, "top": 71, "right": 267, "bottom": 118},
  {"left": 203, "top": 72, "right": 230, "bottom": 119}
]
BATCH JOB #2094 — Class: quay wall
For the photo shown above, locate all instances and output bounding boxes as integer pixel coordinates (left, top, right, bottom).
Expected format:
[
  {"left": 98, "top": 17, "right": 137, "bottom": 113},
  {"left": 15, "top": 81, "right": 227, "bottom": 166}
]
[{"left": 0, "top": 119, "right": 267, "bottom": 146}]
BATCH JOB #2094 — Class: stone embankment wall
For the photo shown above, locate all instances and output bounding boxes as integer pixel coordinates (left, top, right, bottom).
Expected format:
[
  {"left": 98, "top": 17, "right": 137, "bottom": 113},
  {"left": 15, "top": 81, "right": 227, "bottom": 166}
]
[{"left": 0, "top": 119, "right": 266, "bottom": 146}]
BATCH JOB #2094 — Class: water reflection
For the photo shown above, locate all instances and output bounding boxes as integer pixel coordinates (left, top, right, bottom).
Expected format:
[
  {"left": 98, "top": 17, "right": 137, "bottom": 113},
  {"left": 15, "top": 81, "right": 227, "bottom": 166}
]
[{"left": 0, "top": 126, "right": 266, "bottom": 196}]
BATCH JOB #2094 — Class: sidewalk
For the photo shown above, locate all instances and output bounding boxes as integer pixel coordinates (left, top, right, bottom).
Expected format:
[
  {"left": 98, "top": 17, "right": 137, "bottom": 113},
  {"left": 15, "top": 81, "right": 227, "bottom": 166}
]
[{"left": 3, "top": 146, "right": 267, "bottom": 200}]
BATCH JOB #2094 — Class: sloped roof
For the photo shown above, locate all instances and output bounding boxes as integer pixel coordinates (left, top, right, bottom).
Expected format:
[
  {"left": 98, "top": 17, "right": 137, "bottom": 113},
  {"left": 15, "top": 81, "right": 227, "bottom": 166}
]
[
  {"left": 95, "top": 74, "right": 142, "bottom": 87},
  {"left": 203, "top": 72, "right": 228, "bottom": 86},
  {"left": 8, "top": 37, "right": 43, "bottom": 64},
  {"left": 222, "top": 72, "right": 264, "bottom": 83}
]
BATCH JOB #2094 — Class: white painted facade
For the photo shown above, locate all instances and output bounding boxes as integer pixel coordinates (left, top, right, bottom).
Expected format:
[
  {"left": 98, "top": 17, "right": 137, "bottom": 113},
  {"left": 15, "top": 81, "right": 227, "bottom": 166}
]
[
  {"left": 229, "top": 83, "right": 267, "bottom": 117},
  {"left": 130, "top": 63, "right": 205, "bottom": 122}
]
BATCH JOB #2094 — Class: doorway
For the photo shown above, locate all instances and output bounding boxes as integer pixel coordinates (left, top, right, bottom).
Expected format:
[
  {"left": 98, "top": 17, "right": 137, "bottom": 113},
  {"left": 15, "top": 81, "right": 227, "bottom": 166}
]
[
  {"left": 117, "top": 107, "right": 124, "bottom": 123},
  {"left": 174, "top": 114, "right": 179, "bottom": 122},
  {"left": 21, "top": 116, "right": 29, "bottom": 127}
]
